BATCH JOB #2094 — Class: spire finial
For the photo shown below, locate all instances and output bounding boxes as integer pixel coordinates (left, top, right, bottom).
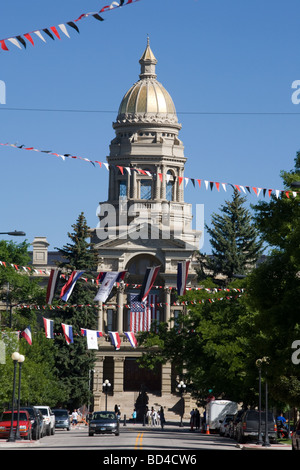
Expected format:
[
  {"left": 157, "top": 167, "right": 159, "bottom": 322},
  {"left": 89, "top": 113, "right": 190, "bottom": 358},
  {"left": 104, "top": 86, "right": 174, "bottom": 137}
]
[{"left": 139, "top": 38, "right": 157, "bottom": 79}]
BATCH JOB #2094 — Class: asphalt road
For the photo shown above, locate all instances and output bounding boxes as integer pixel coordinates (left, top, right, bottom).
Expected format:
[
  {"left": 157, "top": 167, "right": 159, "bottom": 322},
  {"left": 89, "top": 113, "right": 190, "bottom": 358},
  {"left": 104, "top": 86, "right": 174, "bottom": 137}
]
[{"left": 0, "top": 422, "right": 292, "bottom": 453}]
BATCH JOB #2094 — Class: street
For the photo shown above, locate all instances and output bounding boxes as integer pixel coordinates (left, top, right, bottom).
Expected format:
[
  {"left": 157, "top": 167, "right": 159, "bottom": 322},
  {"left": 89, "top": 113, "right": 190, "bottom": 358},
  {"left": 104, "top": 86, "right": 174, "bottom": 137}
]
[{"left": 0, "top": 422, "right": 292, "bottom": 452}]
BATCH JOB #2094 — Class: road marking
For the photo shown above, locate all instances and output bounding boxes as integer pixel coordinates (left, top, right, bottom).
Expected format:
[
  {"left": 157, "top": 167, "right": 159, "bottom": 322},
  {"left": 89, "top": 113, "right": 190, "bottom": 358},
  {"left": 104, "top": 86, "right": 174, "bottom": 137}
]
[{"left": 134, "top": 432, "right": 144, "bottom": 449}]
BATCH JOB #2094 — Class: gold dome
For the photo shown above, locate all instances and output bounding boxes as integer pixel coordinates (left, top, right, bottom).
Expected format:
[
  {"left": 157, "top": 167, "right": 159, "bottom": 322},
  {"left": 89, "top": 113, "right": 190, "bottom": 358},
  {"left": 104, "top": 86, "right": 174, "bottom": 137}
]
[{"left": 116, "top": 39, "right": 178, "bottom": 124}]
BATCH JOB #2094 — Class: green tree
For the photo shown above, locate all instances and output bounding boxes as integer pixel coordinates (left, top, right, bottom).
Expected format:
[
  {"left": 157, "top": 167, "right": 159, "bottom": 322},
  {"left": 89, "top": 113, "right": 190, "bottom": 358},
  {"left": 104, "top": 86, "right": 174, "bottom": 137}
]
[
  {"left": 0, "top": 240, "right": 42, "bottom": 327},
  {"left": 51, "top": 212, "right": 99, "bottom": 410},
  {"left": 201, "top": 189, "right": 263, "bottom": 284},
  {"left": 138, "top": 281, "right": 258, "bottom": 406},
  {"left": 247, "top": 153, "right": 300, "bottom": 407}
]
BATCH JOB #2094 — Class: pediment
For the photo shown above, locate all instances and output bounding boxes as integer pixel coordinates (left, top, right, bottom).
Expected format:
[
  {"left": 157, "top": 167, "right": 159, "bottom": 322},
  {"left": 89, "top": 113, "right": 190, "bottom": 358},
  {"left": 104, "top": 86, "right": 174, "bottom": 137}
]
[{"left": 92, "top": 222, "right": 199, "bottom": 252}]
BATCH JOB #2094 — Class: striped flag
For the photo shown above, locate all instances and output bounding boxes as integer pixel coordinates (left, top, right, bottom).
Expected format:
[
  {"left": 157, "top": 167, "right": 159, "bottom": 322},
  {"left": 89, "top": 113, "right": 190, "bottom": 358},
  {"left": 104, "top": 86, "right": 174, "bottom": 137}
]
[
  {"left": 129, "top": 293, "right": 151, "bottom": 333},
  {"left": 21, "top": 325, "right": 32, "bottom": 345},
  {"left": 46, "top": 268, "right": 61, "bottom": 304},
  {"left": 109, "top": 331, "right": 121, "bottom": 350},
  {"left": 124, "top": 331, "right": 138, "bottom": 348},
  {"left": 43, "top": 317, "right": 54, "bottom": 339},
  {"left": 139, "top": 266, "right": 160, "bottom": 302},
  {"left": 177, "top": 260, "right": 190, "bottom": 296},
  {"left": 61, "top": 323, "right": 73, "bottom": 345},
  {"left": 60, "top": 270, "right": 84, "bottom": 302}
]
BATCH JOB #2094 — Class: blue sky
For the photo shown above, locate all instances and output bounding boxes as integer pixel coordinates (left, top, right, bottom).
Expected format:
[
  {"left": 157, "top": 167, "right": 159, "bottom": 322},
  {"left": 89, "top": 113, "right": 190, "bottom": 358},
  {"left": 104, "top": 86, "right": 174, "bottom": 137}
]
[{"left": 0, "top": 0, "right": 299, "bottom": 256}]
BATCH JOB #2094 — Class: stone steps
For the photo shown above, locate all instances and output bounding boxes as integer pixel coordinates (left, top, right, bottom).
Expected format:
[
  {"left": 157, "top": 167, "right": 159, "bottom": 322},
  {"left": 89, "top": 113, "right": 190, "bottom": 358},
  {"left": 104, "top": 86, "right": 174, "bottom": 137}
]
[{"left": 98, "top": 391, "right": 195, "bottom": 421}]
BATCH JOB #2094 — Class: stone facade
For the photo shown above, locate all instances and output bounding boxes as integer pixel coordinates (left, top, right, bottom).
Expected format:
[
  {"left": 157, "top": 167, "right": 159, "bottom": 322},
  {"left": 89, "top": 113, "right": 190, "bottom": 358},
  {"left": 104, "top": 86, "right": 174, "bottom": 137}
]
[{"left": 89, "top": 40, "right": 202, "bottom": 414}]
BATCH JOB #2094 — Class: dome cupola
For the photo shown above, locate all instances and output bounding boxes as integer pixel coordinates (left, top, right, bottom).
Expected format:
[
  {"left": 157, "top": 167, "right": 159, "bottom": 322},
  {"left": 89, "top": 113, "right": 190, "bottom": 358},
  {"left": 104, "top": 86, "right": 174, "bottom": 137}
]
[{"left": 115, "top": 39, "right": 179, "bottom": 127}]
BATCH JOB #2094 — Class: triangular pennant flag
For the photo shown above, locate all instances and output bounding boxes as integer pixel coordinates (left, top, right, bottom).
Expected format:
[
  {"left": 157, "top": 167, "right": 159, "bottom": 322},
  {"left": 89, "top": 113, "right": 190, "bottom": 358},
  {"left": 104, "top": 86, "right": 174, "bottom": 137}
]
[
  {"left": 0, "top": 40, "right": 9, "bottom": 51},
  {"left": 178, "top": 176, "right": 183, "bottom": 186},
  {"left": 50, "top": 26, "right": 61, "bottom": 39},
  {"left": 33, "top": 30, "right": 46, "bottom": 42},
  {"left": 7, "top": 38, "right": 22, "bottom": 49},
  {"left": 66, "top": 22, "right": 80, "bottom": 33},
  {"left": 24, "top": 33, "right": 34, "bottom": 46},
  {"left": 58, "top": 24, "right": 70, "bottom": 38},
  {"left": 43, "top": 29, "right": 55, "bottom": 40},
  {"left": 16, "top": 36, "right": 27, "bottom": 48}
]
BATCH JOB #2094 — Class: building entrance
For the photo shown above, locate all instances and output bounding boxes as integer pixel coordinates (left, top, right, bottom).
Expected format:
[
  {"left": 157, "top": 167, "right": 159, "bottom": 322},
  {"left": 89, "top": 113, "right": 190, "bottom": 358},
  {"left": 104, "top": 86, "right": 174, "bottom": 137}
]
[{"left": 124, "top": 357, "right": 161, "bottom": 393}]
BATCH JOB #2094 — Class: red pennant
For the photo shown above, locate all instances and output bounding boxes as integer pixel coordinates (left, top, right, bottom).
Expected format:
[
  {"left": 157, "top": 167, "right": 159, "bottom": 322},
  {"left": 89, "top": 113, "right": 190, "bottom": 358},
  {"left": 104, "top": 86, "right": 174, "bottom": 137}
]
[
  {"left": 24, "top": 33, "right": 34, "bottom": 46},
  {"left": 268, "top": 189, "right": 272, "bottom": 197},
  {"left": 197, "top": 179, "right": 201, "bottom": 188},
  {"left": 0, "top": 40, "right": 9, "bottom": 51},
  {"left": 285, "top": 191, "right": 290, "bottom": 198},
  {"left": 50, "top": 26, "right": 61, "bottom": 39},
  {"left": 158, "top": 173, "right": 163, "bottom": 182},
  {"left": 117, "top": 166, "right": 124, "bottom": 175},
  {"left": 235, "top": 185, "right": 241, "bottom": 192},
  {"left": 215, "top": 182, "right": 220, "bottom": 191},
  {"left": 178, "top": 176, "right": 183, "bottom": 186},
  {"left": 252, "top": 187, "right": 258, "bottom": 195}
]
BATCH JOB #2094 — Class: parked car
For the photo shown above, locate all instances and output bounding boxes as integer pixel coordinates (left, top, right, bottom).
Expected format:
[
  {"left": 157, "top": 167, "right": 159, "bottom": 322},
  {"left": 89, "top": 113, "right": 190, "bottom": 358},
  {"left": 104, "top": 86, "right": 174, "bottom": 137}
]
[
  {"left": 34, "top": 406, "right": 55, "bottom": 436},
  {"left": 219, "top": 414, "right": 234, "bottom": 436},
  {"left": 52, "top": 409, "right": 70, "bottom": 431},
  {"left": 235, "top": 409, "right": 277, "bottom": 444},
  {"left": 88, "top": 411, "right": 120, "bottom": 436},
  {"left": 0, "top": 410, "right": 32, "bottom": 440},
  {"left": 20, "top": 406, "right": 44, "bottom": 440},
  {"left": 228, "top": 409, "right": 244, "bottom": 439},
  {"left": 292, "top": 419, "right": 300, "bottom": 450}
]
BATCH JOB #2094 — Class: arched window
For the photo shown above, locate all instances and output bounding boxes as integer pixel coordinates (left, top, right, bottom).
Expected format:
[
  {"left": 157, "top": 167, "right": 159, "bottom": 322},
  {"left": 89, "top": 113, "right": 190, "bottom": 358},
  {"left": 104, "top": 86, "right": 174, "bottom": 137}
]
[{"left": 166, "top": 170, "right": 174, "bottom": 201}]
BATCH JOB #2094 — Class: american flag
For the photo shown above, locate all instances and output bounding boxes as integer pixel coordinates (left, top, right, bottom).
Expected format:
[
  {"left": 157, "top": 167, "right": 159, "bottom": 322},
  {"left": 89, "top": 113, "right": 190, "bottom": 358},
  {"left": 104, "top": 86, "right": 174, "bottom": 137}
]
[{"left": 129, "top": 293, "right": 160, "bottom": 333}]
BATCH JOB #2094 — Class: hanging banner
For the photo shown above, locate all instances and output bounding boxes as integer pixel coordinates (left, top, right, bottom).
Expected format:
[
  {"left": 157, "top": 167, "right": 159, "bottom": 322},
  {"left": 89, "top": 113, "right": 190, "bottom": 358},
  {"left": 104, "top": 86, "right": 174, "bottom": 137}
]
[
  {"left": 43, "top": 317, "right": 54, "bottom": 339},
  {"left": 81, "top": 328, "right": 102, "bottom": 349},
  {"left": 94, "top": 271, "right": 125, "bottom": 302},
  {"left": 60, "top": 270, "right": 84, "bottom": 302},
  {"left": 61, "top": 323, "right": 73, "bottom": 344},
  {"left": 46, "top": 268, "right": 61, "bottom": 305},
  {"left": 21, "top": 325, "right": 32, "bottom": 345},
  {"left": 177, "top": 260, "right": 190, "bottom": 296},
  {"left": 139, "top": 266, "right": 160, "bottom": 302}
]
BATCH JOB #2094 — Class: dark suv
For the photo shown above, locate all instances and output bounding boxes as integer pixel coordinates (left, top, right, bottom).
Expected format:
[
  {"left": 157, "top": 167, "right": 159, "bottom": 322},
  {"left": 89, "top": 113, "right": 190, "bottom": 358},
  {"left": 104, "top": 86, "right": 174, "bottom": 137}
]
[
  {"left": 19, "top": 406, "right": 44, "bottom": 440},
  {"left": 52, "top": 409, "right": 71, "bottom": 431},
  {"left": 235, "top": 410, "right": 277, "bottom": 444}
]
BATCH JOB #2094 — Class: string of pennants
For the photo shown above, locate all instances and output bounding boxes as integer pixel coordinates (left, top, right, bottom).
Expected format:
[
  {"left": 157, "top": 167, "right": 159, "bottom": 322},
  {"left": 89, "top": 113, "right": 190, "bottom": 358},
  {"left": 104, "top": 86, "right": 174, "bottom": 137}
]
[
  {"left": 18, "top": 286, "right": 244, "bottom": 351},
  {"left": 0, "top": 1, "right": 139, "bottom": 52},
  {"left": 0, "top": 141, "right": 298, "bottom": 199},
  {"left": 0, "top": 259, "right": 244, "bottom": 295},
  {"left": 19, "top": 322, "right": 134, "bottom": 350}
]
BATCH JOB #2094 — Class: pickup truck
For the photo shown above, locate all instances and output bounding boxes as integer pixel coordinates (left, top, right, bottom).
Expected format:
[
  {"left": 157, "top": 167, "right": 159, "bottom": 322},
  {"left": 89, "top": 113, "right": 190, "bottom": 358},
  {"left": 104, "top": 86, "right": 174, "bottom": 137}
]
[{"left": 34, "top": 406, "right": 55, "bottom": 436}]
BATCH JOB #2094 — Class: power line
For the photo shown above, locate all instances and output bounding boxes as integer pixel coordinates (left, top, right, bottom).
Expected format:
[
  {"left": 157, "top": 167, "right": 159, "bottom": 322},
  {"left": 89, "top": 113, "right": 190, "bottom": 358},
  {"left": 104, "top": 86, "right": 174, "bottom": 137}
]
[{"left": 0, "top": 107, "right": 300, "bottom": 115}]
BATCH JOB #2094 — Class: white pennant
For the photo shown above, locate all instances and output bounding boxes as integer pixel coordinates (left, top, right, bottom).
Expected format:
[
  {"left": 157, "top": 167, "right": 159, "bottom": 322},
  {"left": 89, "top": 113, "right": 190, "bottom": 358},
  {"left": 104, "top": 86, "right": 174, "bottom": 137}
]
[
  {"left": 7, "top": 38, "right": 22, "bottom": 49},
  {"left": 33, "top": 30, "right": 46, "bottom": 42},
  {"left": 58, "top": 24, "right": 70, "bottom": 38}
]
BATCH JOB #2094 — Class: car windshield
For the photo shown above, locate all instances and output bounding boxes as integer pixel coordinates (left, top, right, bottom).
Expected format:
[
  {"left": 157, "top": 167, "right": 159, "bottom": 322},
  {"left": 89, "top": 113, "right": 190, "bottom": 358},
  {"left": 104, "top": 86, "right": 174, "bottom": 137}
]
[
  {"left": 2, "top": 412, "right": 28, "bottom": 421},
  {"left": 53, "top": 410, "right": 68, "bottom": 417},
  {"left": 37, "top": 408, "right": 47, "bottom": 416},
  {"left": 92, "top": 412, "right": 116, "bottom": 420}
]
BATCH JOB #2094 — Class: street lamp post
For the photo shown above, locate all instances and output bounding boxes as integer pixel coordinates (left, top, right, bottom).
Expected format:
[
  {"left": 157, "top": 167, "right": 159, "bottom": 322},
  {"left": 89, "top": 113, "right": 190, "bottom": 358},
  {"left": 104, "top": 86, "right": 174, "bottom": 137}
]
[
  {"left": 177, "top": 380, "right": 186, "bottom": 427},
  {"left": 102, "top": 379, "right": 111, "bottom": 411},
  {"left": 255, "top": 360, "right": 263, "bottom": 445},
  {"left": 15, "top": 354, "right": 25, "bottom": 440},
  {"left": 256, "top": 357, "right": 270, "bottom": 447},
  {"left": 0, "top": 231, "right": 26, "bottom": 236},
  {"left": 7, "top": 352, "right": 20, "bottom": 442}
]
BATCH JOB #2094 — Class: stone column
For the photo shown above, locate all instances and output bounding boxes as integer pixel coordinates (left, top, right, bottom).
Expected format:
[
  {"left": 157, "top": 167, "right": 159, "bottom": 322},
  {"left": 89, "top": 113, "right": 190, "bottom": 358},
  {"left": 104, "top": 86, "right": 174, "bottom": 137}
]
[
  {"left": 164, "top": 287, "right": 171, "bottom": 324},
  {"left": 97, "top": 302, "right": 103, "bottom": 331},
  {"left": 161, "top": 362, "right": 172, "bottom": 394},
  {"left": 93, "top": 355, "right": 105, "bottom": 410},
  {"left": 117, "top": 284, "right": 125, "bottom": 332},
  {"left": 113, "top": 356, "right": 125, "bottom": 393}
]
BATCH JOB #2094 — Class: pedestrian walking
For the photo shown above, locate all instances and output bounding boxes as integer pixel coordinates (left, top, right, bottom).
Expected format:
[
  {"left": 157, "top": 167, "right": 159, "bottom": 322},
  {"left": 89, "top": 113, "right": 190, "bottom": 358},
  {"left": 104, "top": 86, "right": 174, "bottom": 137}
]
[{"left": 159, "top": 406, "right": 165, "bottom": 429}]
